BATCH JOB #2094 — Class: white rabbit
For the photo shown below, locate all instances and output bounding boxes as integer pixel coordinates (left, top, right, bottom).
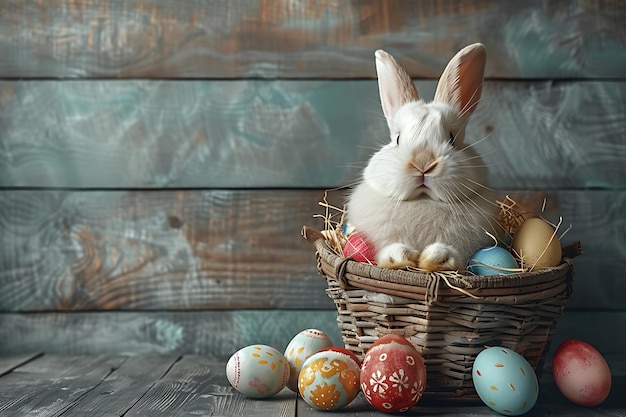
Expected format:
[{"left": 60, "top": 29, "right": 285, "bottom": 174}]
[{"left": 346, "top": 44, "right": 498, "bottom": 271}]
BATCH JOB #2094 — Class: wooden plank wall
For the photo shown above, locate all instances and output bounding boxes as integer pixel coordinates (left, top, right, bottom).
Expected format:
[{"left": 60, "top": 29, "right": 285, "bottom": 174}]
[{"left": 0, "top": 0, "right": 625, "bottom": 356}]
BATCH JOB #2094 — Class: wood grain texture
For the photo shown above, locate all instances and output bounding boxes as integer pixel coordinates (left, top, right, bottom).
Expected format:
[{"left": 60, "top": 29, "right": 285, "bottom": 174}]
[
  {"left": 0, "top": 310, "right": 624, "bottom": 358},
  {"left": 0, "top": 0, "right": 624, "bottom": 79},
  {"left": 0, "top": 354, "right": 127, "bottom": 416},
  {"left": 125, "top": 355, "right": 296, "bottom": 416},
  {"left": 0, "top": 189, "right": 333, "bottom": 311},
  {"left": 0, "top": 353, "right": 41, "bottom": 377},
  {"left": 0, "top": 80, "right": 624, "bottom": 189},
  {"left": 59, "top": 355, "right": 181, "bottom": 417},
  {"left": 0, "top": 310, "right": 345, "bottom": 358},
  {"left": 0, "top": 189, "right": 622, "bottom": 311}
]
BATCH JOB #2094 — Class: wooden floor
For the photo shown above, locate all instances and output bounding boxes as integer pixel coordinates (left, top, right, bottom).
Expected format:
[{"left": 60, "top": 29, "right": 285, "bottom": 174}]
[{"left": 0, "top": 354, "right": 624, "bottom": 416}]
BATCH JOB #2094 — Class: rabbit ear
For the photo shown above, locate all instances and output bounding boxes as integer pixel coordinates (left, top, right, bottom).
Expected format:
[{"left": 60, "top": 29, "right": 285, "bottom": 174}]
[
  {"left": 375, "top": 50, "right": 419, "bottom": 123},
  {"left": 433, "top": 43, "right": 486, "bottom": 119}
]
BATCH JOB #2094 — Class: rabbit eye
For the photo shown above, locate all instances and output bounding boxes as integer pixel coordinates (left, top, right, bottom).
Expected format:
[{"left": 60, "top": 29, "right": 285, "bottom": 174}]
[
  {"left": 448, "top": 132, "right": 455, "bottom": 145},
  {"left": 395, "top": 134, "right": 400, "bottom": 145}
]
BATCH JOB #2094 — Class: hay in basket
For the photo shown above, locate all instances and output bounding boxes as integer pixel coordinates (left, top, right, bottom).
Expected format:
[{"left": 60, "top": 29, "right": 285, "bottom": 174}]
[{"left": 302, "top": 194, "right": 582, "bottom": 401}]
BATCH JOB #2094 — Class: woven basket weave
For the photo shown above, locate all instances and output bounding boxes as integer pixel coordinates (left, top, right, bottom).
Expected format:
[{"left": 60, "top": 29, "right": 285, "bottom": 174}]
[{"left": 302, "top": 226, "right": 575, "bottom": 401}]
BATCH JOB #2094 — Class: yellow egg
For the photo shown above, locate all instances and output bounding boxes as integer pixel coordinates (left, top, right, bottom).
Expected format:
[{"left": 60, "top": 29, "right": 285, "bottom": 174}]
[{"left": 511, "top": 217, "right": 562, "bottom": 270}]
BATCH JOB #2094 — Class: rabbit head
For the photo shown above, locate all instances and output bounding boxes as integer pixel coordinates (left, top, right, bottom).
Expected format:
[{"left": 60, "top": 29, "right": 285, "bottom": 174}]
[{"left": 363, "top": 44, "right": 488, "bottom": 204}]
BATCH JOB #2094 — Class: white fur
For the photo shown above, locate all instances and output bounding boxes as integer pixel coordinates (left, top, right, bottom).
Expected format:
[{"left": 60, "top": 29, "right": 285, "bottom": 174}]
[{"left": 347, "top": 45, "right": 497, "bottom": 271}]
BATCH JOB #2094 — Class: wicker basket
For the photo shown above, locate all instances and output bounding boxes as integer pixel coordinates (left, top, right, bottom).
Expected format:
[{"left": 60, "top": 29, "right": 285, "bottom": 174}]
[{"left": 302, "top": 226, "right": 576, "bottom": 401}]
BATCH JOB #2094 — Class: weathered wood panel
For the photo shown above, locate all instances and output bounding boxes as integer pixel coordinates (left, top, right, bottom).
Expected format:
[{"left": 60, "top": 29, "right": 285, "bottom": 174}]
[
  {"left": 0, "top": 189, "right": 332, "bottom": 312},
  {"left": 0, "top": 0, "right": 624, "bottom": 79},
  {"left": 0, "top": 310, "right": 345, "bottom": 357},
  {"left": 0, "top": 189, "right": 622, "bottom": 311},
  {"left": 0, "top": 310, "right": 624, "bottom": 358},
  {"left": 0, "top": 353, "right": 40, "bottom": 377},
  {"left": 0, "top": 354, "right": 127, "bottom": 415},
  {"left": 58, "top": 355, "right": 182, "bottom": 417},
  {"left": 125, "top": 355, "right": 296, "bottom": 417},
  {"left": 0, "top": 80, "right": 624, "bottom": 189}
]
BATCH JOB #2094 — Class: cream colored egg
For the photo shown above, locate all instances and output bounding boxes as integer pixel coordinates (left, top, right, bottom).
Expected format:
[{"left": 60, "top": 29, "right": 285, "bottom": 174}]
[
  {"left": 284, "top": 329, "right": 333, "bottom": 392},
  {"left": 511, "top": 217, "right": 562, "bottom": 270}
]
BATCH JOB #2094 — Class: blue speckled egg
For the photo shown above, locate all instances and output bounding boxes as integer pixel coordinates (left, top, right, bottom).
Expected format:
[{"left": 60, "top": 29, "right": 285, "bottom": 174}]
[
  {"left": 472, "top": 347, "right": 538, "bottom": 415},
  {"left": 467, "top": 246, "right": 518, "bottom": 276}
]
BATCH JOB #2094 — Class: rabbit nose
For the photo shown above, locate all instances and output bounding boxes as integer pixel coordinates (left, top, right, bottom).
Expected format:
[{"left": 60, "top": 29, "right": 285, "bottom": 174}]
[
  {"left": 421, "top": 160, "right": 439, "bottom": 174},
  {"left": 410, "top": 155, "right": 438, "bottom": 174}
]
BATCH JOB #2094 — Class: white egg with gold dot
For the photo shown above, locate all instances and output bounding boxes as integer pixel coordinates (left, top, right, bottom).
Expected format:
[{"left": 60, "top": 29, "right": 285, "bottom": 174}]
[
  {"left": 284, "top": 329, "right": 333, "bottom": 391},
  {"left": 226, "top": 344, "right": 290, "bottom": 398}
]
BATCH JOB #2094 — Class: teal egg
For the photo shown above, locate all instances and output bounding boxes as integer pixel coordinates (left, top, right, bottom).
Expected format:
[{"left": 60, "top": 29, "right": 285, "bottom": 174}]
[
  {"left": 467, "top": 246, "right": 518, "bottom": 276},
  {"left": 472, "top": 347, "right": 538, "bottom": 415}
]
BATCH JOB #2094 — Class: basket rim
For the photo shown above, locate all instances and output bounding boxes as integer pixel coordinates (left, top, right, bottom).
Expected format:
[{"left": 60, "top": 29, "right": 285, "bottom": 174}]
[{"left": 306, "top": 226, "right": 573, "bottom": 291}]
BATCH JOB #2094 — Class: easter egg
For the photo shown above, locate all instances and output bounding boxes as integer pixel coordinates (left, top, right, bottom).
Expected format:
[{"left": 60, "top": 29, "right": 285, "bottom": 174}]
[
  {"left": 284, "top": 329, "right": 333, "bottom": 392},
  {"left": 511, "top": 218, "right": 562, "bottom": 270},
  {"left": 360, "top": 334, "right": 427, "bottom": 413},
  {"left": 472, "top": 347, "right": 538, "bottom": 415},
  {"left": 467, "top": 246, "right": 519, "bottom": 276},
  {"left": 342, "top": 232, "right": 377, "bottom": 265},
  {"left": 298, "top": 347, "right": 361, "bottom": 410},
  {"left": 552, "top": 339, "right": 611, "bottom": 406},
  {"left": 226, "top": 344, "right": 290, "bottom": 398}
]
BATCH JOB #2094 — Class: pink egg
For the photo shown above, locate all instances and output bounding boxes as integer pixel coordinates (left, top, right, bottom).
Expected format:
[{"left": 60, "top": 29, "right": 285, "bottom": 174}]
[
  {"left": 552, "top": 339, "right": 612, "bottom": 406},
  {"left": 342, "top": 232, "right": 377, "bottom": 265},
  {"left": 360, "top": 334, "right": 427, "bottom": 413}
]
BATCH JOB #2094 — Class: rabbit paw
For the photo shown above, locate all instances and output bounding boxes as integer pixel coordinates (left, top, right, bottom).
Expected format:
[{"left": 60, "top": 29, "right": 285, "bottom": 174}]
[
  {"left": 418, "top": 243, "right": 462, "bottom": 272},
  {"left": 377, "top": 243, "right": 421, "bottom": 269}
]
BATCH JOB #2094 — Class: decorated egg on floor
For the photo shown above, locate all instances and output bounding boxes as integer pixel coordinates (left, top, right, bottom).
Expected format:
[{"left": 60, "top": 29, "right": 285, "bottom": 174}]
[
  {"left": 467, "top": 246, "right": 519, "bottom": 276},
  {"left": 472, "top": 347, "right": 538, "bottom": 415},
  {"left": 283, "top": 329, "right": 333, "bottom": 392},
  {"left": 552, "top": 339, "right": 611, "bottom": 406},
  {"left": 360, "top": 334, "right": 426, "bottom": 413},
  {"left": 298, "top": 347, "right": 361, "bottom": 410},
  {"left": 342, "top": 231, "right": 377, "bottom": 264},
  {"left": 226, "top": 345, "right": 290, "bottom": 398},
  {"left": 511, "top": 217, "right": 562, "bottom": 270}
]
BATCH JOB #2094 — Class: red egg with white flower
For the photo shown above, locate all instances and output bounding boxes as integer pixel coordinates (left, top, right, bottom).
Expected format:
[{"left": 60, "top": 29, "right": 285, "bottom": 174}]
[
  {"left": 552, "top": 339, "right": 611, "bottom": 406},
  {"left": 342, "top": 232, "right": 377, "bottom": 264},
  {"left": 360, "top": 334, "right": 427, "bottom": 413}
]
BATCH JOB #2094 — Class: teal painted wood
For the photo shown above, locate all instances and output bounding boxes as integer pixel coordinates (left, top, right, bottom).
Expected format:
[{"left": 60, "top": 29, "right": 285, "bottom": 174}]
[
  {"left": 0, "top": 310, "right": 345, "bottom": 357},
  {"left": 0, "top": 310, "right": 624, "bottom": 358},
  {"left": 0, "top": 189, "right": 621, "bottom": 312},
  {"left": 0, "top": 189, "right": 333, "bottom": 312},
  {"left": 0, "top": 0, "right": 624, "bottom": 79},
  {"left": 0, "top": 80, "right": 624, "bottom": 189}
]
